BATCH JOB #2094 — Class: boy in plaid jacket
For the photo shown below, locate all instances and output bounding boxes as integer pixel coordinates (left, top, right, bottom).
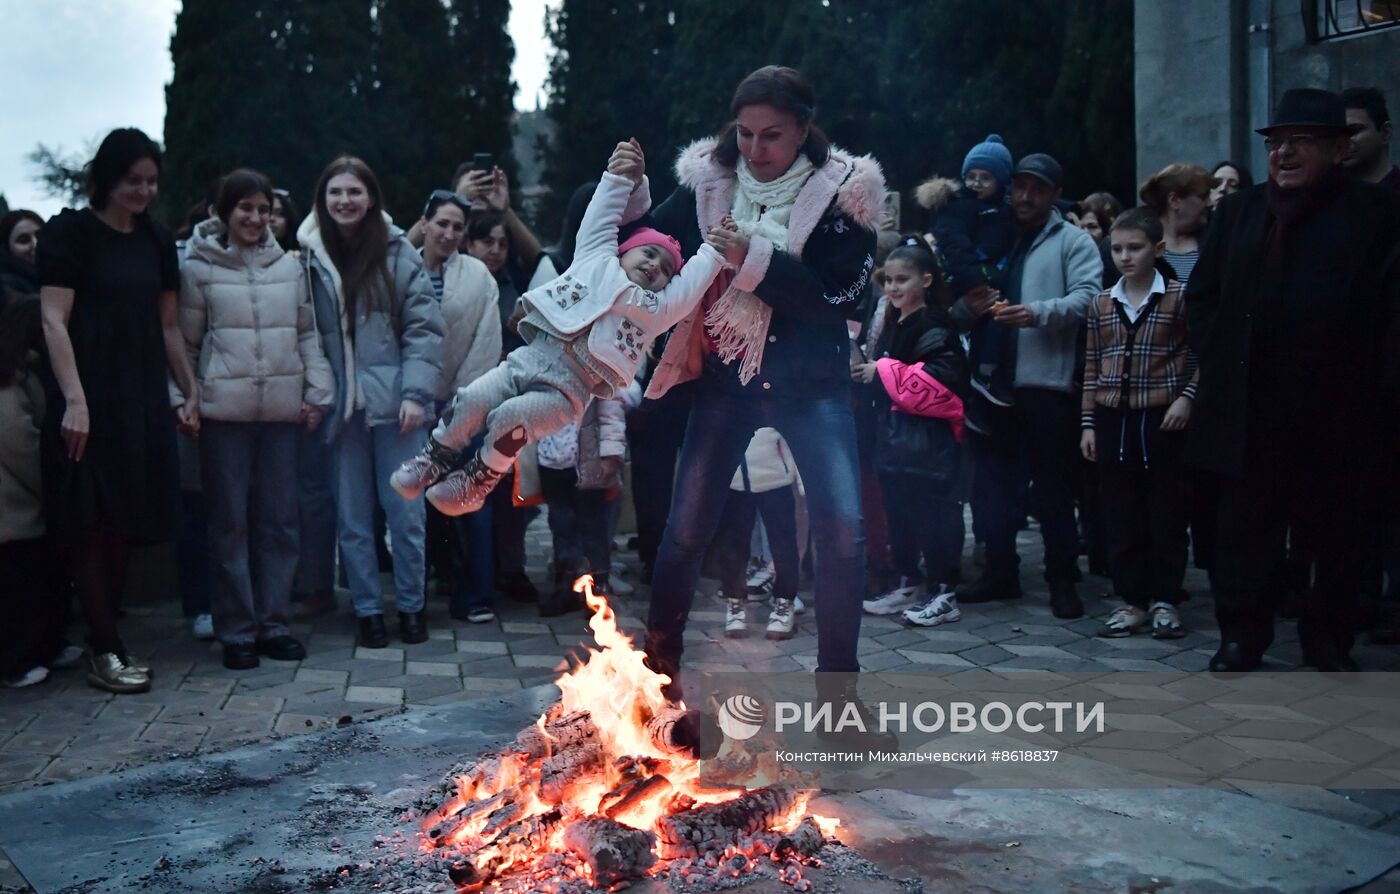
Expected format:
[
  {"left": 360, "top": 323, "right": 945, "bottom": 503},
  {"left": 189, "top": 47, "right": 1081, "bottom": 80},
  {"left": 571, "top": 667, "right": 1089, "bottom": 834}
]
[{"left": 1080, "top": 208, "right": 1198, "bottom": 639}]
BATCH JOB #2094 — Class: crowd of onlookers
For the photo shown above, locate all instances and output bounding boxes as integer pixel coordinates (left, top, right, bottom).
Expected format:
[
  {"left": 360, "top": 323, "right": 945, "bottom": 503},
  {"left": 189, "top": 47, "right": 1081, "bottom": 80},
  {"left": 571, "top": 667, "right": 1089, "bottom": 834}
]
[{"left": 0, "top": 76, "right": 1396, "bottom": 695}]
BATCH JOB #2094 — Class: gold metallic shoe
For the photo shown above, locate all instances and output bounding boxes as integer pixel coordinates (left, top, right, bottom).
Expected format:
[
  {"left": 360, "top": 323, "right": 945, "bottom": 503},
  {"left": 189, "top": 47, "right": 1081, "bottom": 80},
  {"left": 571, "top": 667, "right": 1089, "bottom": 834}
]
[{"left": 86, "top": 652, "right": 151, "bottom": 694}]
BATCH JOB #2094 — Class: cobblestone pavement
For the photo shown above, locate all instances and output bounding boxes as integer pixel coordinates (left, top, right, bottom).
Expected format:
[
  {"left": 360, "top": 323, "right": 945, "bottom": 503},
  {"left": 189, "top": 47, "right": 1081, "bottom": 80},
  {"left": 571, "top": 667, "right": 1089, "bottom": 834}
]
[{"left": 3, "top": 514, "right": 1400, "bottom": 891}]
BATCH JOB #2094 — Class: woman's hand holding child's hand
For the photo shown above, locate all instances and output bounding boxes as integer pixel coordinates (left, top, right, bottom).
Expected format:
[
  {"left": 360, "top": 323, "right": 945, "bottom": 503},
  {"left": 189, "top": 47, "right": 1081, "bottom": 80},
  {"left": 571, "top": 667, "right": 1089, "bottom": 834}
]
[
  {"left": 850, "top": 362, "right": 878, "bottom": 385},
  {"left": 1160, "top": 396, "right": 1192, "bottom": 432},
  {"left": 607, "top": 139, "right": 646, "bottom": 187},
  {"left": 705, "top": 223, "right": 749, "bottom": 267}
]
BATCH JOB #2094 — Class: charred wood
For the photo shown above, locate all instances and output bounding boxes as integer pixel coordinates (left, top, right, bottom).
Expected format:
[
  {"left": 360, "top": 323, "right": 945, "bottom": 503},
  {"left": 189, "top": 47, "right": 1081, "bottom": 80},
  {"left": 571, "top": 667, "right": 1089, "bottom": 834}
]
[{"left": 562, "top": 816, "right": 658, "bottom": 885}]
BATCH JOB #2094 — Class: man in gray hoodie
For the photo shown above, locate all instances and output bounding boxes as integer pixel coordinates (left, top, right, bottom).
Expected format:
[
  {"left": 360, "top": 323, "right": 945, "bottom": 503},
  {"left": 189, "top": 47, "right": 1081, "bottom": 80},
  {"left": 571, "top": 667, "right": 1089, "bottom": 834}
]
[{"left": 951, "top": 153, "right": 1103, "bottom": 619}]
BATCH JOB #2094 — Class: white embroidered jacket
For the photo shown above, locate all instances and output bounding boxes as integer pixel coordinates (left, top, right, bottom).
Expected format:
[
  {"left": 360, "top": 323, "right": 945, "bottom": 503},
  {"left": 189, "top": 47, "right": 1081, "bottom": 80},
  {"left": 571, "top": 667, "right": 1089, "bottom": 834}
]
[{"left": 518, "top": 172, "right": 723, "bottom": 391}]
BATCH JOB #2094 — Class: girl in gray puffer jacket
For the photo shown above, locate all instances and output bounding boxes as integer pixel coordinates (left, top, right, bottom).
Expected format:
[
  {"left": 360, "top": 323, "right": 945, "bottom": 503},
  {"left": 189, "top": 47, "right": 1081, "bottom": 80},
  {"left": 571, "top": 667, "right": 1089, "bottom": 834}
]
[
  {"left": 299, "top": 157, "right": 444, "bottom": 649},
  {"left": 177, "top": 170, "right": 335, "bottom": 670}
]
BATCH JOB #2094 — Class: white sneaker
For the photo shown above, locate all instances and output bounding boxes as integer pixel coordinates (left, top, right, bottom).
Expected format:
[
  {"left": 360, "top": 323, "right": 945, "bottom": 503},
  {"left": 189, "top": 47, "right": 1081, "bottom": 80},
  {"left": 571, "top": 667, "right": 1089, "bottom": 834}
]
[
  {"left": 3, "top": 666, "right": 49, "bottom": 688},
  {"left": 49, "top": 645, "right": 84, "bottom": 669},
  {"left": 791, "top": 595, "right": 806, "bottom": 614},
  {"left": 725, "top": 598, "right": 747, "bottom": 638},
  {"left": 901, "top": 586, "right": 962, "bottom": 627},
  {"left": 191, "top": 613, "right": 215, "bottom": 640},
  {"left": 766, "top": 597, "right": 797, "bottom": 640},
  {"left": 863, "top": 578, "right": 922, "bottom": 615}
]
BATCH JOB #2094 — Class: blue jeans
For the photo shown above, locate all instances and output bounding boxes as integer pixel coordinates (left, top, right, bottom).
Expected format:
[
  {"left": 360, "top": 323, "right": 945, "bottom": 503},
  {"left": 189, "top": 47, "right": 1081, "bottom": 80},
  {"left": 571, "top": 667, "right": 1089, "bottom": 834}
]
[
  {"left": 646, "top": 382, "right": 865, "bottom": 682},
  {"left": 332, "top": 413, "right": 428, "bottom": 617}
]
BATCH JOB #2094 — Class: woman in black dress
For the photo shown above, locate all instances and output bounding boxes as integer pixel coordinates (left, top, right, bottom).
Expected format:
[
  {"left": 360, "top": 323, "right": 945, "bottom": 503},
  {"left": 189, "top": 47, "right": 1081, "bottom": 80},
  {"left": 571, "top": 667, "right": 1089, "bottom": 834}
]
[{"left": 38, "top": 128, "right": 199, "bottom": 694}]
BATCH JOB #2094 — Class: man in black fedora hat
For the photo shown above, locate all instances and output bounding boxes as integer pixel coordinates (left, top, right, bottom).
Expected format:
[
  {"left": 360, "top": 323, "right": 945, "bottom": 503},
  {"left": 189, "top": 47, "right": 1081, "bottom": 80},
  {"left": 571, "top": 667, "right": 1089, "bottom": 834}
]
[{"left": 1186, "top": 87, "right": 1400, "bottom": 672}]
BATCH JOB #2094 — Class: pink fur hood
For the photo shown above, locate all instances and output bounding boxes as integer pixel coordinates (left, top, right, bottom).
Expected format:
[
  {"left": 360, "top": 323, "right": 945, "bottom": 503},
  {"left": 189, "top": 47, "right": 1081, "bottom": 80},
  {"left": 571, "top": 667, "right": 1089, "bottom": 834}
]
[{"left": 672, "top": 137, "right": 887, "bottom": 240}]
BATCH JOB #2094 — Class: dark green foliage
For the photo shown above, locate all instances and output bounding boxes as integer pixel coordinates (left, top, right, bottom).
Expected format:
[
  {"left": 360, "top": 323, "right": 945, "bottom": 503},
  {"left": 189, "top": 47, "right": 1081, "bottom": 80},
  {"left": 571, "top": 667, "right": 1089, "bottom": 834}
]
[
  {"left": 161, "top": 0, "right": 516, "bottom": 229},
  {"left": 541, "top": 0, "right": 1136, "bottom": 233}
]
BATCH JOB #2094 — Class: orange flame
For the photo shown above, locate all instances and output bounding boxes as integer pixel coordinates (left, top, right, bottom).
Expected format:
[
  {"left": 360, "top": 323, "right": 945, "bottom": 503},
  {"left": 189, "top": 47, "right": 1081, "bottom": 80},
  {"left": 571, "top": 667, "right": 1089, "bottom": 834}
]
[{"left": 422, "top": 574, "right": 817, "bottom": 885}]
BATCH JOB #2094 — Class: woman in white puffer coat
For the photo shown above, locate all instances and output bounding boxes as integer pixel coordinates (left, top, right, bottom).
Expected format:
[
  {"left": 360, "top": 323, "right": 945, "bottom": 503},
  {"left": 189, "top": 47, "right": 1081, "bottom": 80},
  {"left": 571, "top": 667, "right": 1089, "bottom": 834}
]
[{"left": 176, "top": 170, "right": 335, "bottom": 671}]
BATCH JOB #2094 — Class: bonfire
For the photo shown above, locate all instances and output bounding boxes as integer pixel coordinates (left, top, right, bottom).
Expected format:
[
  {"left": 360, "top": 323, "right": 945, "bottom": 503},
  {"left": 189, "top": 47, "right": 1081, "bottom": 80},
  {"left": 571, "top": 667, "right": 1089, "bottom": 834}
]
[{"left": 418, "top": 576, "right": 838, "bottom": 891}]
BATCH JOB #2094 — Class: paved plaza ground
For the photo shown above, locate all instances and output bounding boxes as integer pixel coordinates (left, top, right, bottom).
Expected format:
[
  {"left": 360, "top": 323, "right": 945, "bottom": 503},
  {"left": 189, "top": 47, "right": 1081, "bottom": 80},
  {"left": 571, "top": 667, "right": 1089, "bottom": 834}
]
[{"left": 3, "top": 515, "right": 1400, "bottom": 891}]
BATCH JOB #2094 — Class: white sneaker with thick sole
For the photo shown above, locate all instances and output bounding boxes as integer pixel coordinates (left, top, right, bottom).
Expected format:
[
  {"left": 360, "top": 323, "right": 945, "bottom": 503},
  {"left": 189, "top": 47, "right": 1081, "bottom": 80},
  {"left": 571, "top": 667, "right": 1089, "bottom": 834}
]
[
  {"left": 901, "top": 586, "right": 962, "bottom": 627},
  {"left": 863, "top": 578, "right": 922, "bottom": 616},
  {"left": 766, "top": 597, "right": 797, "bottom": 640},
  {"left": 725, "top": 598, "right": 747, "bottom": 638},
  {"left": 191, "top": 613, "right": 214, "bottom": 640}
]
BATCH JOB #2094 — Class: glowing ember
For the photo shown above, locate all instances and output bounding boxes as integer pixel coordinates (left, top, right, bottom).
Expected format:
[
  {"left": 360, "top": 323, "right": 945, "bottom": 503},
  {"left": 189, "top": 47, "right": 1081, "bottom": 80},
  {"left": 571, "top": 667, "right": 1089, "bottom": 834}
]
[{"left": 418, "top": 575, "right": 832, "bottom": 891}]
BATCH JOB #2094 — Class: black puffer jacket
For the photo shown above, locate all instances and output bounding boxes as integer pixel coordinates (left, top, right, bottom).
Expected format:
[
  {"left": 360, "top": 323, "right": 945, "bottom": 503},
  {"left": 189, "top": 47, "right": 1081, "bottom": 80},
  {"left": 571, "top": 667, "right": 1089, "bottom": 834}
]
[
  {"left": 917, "top": 176, "right": 1013, "bottom": 295},
  {"left": 863, "top": 304, "right": 968, "bottom": 491}
]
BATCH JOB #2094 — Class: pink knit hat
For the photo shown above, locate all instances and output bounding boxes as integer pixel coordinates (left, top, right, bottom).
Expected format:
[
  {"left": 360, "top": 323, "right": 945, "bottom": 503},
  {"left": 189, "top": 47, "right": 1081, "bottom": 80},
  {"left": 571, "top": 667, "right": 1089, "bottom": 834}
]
[{"left": 618, "top": 227, "right": 684, "bottom": 273}]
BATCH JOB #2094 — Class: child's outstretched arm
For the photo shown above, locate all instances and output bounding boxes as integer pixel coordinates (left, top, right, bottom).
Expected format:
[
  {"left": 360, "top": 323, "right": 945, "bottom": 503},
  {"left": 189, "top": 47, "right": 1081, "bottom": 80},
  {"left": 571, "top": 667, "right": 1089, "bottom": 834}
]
[
  {"left": 646, "top": 241, "right": 725, "bottom": 331},
  {"left": 573, "top": 140, "right": 649, "bottom": 261}
]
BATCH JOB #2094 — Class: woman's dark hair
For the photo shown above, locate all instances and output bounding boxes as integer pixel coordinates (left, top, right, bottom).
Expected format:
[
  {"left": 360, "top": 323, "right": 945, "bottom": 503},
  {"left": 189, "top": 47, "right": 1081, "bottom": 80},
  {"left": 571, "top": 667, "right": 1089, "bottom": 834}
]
[
  {"left": 466, "top": 210, "right": 508, "bottom": 244},
  {"left": 712, "top": 66, "right": 831, "bottom": 170},
  {"left": 86, "top": 127, "right": 162, "bottom": 211},
  {"left": 0, "top": 210, "right": 43, "bottom": 256},
  {"left": 885, "top": 235, "right": 951, "bottom": 309},
  {"left": 272, "top": 189, "right": 302, "bottom": 252},
  {"left": 312, "top": 156, "right": 394, "bottom": 322},
  {"left": 215, "top": 169, "right": 275, "bottom": 226},
  {"left": 1210, "top": 160, "right": 1254, "bottom": 190},
  {"left": 1078, "top": 191, "right": 1122, "bottom": 235},
  {"left": 0, "top": 294, "right": 42, "bottom": 387}
]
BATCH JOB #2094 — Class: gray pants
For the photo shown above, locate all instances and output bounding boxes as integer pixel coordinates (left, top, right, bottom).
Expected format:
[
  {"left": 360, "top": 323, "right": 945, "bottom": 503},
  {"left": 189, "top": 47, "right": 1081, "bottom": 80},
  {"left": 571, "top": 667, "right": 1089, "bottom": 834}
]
[
  {"left": 200, "top": 420, "right": 299, "bottom": 645},
  {"left": 435, "top": 338, "right": 596, "bottom": 453}
]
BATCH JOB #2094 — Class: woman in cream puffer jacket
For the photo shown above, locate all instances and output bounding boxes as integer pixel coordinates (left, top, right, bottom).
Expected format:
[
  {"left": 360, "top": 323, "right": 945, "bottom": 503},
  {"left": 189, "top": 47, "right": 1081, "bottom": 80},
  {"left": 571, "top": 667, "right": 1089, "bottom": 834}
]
[{"left": 176, "top": 171, "right": 334, "bottom": 670}]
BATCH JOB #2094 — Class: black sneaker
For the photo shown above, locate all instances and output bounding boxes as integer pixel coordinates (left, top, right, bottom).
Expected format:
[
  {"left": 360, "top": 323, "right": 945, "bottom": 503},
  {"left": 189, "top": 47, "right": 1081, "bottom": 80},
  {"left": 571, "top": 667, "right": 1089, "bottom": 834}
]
[
  {"left": 1049, "top": 580, "right": 1084, "bottom": 619},
  {"left": 970, "top": 372, "right": 1014, "bottom": 408},
  {"left": 956, "top": 571, "right": 1023, "bottom": 604}
]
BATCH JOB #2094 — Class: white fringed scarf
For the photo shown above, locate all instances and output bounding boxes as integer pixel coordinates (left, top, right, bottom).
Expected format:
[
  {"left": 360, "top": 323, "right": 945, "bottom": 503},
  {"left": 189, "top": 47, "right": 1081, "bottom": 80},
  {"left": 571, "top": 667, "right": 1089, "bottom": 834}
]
[{"left": 704, "top": 154, "right": 816, "bottom": 384}]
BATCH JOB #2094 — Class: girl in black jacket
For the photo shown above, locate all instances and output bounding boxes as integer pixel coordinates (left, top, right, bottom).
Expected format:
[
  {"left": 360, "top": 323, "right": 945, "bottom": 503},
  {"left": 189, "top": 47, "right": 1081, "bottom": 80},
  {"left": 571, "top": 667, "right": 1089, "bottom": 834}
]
[{"left": 853, "top": 239, "right": 969, "bottom": 627}]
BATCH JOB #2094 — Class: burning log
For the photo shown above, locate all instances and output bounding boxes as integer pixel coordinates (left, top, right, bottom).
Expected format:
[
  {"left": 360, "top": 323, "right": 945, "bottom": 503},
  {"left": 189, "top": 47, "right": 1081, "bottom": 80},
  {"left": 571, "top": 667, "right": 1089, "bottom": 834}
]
[
  {"left": 540, "top": 742, "right": 607, "bottom": 803},
  {"left": 448, "top": 808, "right": 566, "bottom": 889},
  {"left": 562, "top": 817, "right": 657, "bottom": 885},
  {"left": 645, "top": 705, "right": 722, "bottom": 760},
  {"left": 600, "top": 774, "right": 673, "bottom": 821},
  {"left": 656, "top": 786, "right": 803, "bottom": 858},
  {"left": 516, "top": 709, "right": 599, "bottom": 759},
  {"left": 773, "top": 816, "right": 825, "bottom": 859},
  {"left": 428, "top": 782, "right": 533, "bottom": 844}
]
